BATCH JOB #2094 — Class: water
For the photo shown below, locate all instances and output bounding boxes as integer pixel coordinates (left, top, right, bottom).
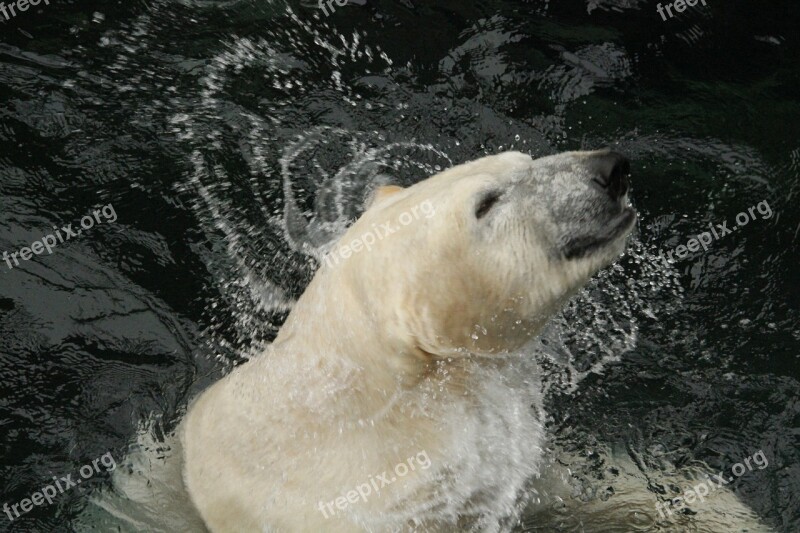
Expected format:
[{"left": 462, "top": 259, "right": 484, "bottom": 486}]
[{"left": 1, "top": 0, "right": 798, "bottom": 531}]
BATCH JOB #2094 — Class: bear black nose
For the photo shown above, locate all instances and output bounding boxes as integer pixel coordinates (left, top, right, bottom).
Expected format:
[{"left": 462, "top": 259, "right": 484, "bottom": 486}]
[{"left": 589, "top": 151, "right": 630, "bottom": 200}]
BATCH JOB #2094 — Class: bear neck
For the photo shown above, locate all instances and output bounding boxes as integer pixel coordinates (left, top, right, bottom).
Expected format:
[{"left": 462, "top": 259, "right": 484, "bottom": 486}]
[{"left": 269, "top": 271, "right": 499, "bottom": 420}]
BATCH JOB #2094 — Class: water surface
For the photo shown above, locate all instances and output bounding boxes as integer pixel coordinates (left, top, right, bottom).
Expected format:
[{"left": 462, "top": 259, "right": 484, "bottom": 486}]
[{"left": 0, "top": 0, "right": 798, "bottom": 531}]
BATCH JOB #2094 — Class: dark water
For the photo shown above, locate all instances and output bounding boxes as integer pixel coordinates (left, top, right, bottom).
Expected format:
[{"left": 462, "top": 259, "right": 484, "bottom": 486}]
[{"left": 0, "top": 0, "right": 798, "bottom": 531}]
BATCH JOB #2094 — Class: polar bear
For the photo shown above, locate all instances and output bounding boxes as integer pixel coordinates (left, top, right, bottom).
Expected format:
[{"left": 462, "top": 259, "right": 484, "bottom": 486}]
[
  {"left": 181, "top": 149, "right": 640, "bottom": 532},
  {"left": 73, "top": 149, "right": 771, "bottom": 533}
]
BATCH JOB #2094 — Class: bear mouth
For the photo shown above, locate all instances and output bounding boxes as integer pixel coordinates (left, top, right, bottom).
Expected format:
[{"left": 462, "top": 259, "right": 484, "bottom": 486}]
[{"left": 562, "top": 207, "right": 637, "bottom": 260}]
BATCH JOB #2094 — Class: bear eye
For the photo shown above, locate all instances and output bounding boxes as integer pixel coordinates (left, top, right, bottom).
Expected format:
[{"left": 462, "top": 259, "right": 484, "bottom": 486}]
[{"left": 475, "top": 191, "right": 503, "bottom": 219}]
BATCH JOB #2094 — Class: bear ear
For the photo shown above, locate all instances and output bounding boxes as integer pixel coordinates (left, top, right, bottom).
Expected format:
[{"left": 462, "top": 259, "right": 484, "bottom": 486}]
[{"left": 365, "top": 185, "right": 405, "bottom": 209}]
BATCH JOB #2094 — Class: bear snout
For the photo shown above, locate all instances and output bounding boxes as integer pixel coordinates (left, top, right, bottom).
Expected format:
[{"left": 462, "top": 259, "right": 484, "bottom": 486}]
[{"left": 587, "top": 150, "right": 631, "bottom": 201}]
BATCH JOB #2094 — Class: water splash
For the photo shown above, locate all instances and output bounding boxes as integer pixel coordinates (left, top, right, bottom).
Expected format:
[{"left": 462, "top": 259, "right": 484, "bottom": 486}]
[{"left": 534, "top": 237, "right": 684, "bottom": 397}]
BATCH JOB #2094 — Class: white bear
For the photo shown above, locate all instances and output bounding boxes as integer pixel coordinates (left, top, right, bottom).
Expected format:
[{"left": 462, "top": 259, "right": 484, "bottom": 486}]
[
  {"left": 181, "top": 149, "right": 640, "bottom": 532},
  {"left": 74, "top": 149, "right": 771, "bottom": 533}
]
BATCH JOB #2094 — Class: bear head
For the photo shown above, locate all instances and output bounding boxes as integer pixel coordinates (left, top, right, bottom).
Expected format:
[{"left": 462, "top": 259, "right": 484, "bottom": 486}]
[{"left": 291, "top": 149, "right": 635, "bottom": 366}]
